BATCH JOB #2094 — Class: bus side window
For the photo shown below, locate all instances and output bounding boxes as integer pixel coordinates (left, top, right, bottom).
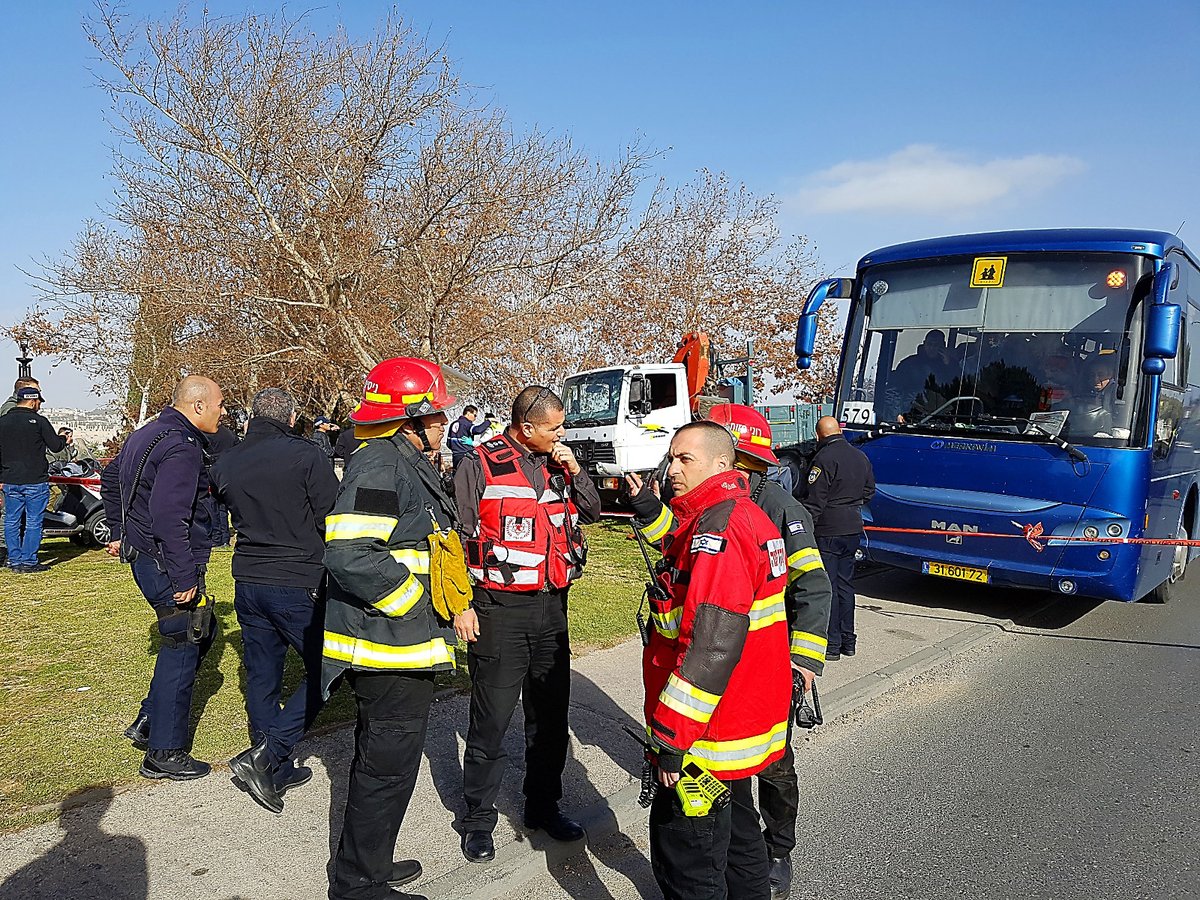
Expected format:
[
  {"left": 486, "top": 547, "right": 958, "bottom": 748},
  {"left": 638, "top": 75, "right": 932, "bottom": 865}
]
[{"left": 1190, "top": 304, "right": 1200, "bottom": 388}]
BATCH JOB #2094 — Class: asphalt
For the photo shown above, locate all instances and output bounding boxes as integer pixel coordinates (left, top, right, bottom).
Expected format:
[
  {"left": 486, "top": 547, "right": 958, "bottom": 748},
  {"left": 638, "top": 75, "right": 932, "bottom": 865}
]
[{"left": 0, "top": 567, "right": 1040, "bottom": 900}]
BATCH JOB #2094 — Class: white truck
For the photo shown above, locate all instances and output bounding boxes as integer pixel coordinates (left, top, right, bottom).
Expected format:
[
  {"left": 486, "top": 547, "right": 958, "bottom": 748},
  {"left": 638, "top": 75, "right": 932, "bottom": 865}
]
[{"left": 561, "top": 334, "right": 758, "bottom": 509}]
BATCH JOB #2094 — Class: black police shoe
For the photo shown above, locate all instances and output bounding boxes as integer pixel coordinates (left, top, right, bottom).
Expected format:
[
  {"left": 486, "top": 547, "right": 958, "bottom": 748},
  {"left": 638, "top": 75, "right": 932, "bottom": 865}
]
[
  {"left": 140, "top": 749, "right": 211, "bottom": 781},
  {"left": 523, "top": 808, "right": 585, "bottom": 842},
  {"left": 826, "top": 649, "right": 842, "bottom": 661},
  {"left": 123, "top": 712, "right": 151, "bottom": 747},
  {"left": 22, "top": 563, "right": 51, "bottom": 573},
  {"left": 842, "top": 646, "right": 857, "bottom": 657},
  {"left": 387, "top": 890, "right": 428, "bottom": 900},
  {"left": 769, "top": 855, "right": 793, "bottom": 899},
  {"left": 229, "top": 739, "right": 284, "bottom": 814},
  {"left": 387, "top": 859, "right": 422, "bottom": 888},
  {"left": 273, "top": 761, "right": 313, "bottom": 794},
  {"left": 461, "top": 830, "right": 495, "bottom": 864}
]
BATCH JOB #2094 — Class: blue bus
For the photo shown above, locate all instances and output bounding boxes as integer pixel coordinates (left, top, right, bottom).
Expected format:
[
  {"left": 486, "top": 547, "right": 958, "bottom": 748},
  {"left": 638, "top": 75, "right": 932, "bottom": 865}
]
[{"left": 795, "top": 229, "right": 1199, "bottom": 603}]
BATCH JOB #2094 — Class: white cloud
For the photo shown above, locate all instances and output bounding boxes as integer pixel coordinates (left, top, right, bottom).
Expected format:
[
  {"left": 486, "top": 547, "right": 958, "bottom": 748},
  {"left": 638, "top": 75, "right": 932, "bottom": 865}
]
[{"left": 792, "top": 144, "right": 1086, "bottom": 215}]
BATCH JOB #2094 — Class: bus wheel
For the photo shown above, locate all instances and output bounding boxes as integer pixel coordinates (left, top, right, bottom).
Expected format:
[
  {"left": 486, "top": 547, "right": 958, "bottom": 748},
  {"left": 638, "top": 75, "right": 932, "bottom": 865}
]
[{"left": 1146, "top": 519, "right": 1189, "bottom": 604}]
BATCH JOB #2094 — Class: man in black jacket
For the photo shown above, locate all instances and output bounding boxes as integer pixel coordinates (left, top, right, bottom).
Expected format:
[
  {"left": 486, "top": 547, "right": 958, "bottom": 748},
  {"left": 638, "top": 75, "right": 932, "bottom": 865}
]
[
  {"left": 0, "top": 385, "right": 67, "bottom": 572},
  {"left": 100, "top": 375, "right": 224, "bottom": 780},
  {"left": 210, "top": 388, "right": 339, "bottom": 814},
  {"left": 802, "top": 417, "right": 875, "bottom": 661}
]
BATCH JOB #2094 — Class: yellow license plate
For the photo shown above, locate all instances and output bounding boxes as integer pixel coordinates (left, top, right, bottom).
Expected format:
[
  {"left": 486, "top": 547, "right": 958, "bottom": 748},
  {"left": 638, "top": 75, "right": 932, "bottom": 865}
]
[{"left": 922, "top": 561, "right": 989, "bottom": 583}]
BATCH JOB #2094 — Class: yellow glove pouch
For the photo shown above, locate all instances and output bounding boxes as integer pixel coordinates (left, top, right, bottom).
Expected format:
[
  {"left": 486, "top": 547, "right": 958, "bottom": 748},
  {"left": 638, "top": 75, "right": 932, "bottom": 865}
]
[{"left": 428, "top": 511, "right": 473, "bottom": 620}]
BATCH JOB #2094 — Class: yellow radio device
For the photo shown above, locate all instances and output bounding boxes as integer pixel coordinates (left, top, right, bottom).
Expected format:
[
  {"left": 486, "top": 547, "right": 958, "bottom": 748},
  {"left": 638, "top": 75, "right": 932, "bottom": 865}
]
[{"left": 625, "top": 726, "right": 731, "bottom": 817}]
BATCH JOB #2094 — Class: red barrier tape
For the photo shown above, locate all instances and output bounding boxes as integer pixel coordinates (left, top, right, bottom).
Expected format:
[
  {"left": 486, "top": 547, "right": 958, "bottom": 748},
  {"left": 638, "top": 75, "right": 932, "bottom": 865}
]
[{"left": 864, "top": 524, "right": 1200, "bottom": 553}]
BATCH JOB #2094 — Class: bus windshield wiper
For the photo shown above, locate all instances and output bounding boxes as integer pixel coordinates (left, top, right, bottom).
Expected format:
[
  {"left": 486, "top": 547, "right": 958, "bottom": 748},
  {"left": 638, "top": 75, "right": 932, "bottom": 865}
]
[
  {"left": 853, "top": 420, "right": 916, "bottom": 444},
  {"left": 977, "top": 414, "right": 1089, "bottom": 464}
]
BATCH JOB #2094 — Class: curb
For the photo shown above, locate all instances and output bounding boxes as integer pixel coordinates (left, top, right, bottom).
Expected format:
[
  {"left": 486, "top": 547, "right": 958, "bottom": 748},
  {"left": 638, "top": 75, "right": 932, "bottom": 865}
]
[{"left": 423, "top": 620, "right": 1000, "bottom": 899}]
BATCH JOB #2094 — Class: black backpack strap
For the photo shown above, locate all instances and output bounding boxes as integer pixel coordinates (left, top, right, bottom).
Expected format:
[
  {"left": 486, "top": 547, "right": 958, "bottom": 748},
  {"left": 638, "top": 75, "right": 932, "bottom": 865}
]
[{"left": 120, "top": 429, "right": 183, "bottom": 536}]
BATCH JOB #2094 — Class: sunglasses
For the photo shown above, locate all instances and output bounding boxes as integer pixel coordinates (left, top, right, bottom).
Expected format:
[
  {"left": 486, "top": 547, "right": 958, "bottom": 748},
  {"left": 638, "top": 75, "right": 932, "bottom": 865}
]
[{"left": 519, "top": 386, "right": 552, "bottom": 425}]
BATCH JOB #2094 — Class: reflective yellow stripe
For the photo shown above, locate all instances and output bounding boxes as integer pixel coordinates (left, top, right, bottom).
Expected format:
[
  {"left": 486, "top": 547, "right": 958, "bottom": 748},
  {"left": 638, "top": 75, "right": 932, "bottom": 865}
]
[
  {"left": 659, "top": 672, "right": 720, "bottom": 724},
  {"left": 748, "top": 434, "right": 772, "bottom": 446},
  {"left": 790, "top": 630, "right": 828, "bottom": 662},
  {"left": 788, "top": 547, "right": 825, "bottom": 583},
  {"left": 651, "top": 606, "right": 682, "bottom": 639},
  {"left": 390, "top": 548, "right": 431, "bottom": 574},
  {"left": 689, "top": 720, "right": 789, "bottom": 771},
  {"left": 401, "top": 391, "right": 433, "bottom": 404},
  {"left": 747, "top": 591, "right": 786, "bottom": 631},
  {"left": 364, "top": 391, "right": 391, "bottom": 403},
  {"left": 326, "top": 513, "right": 397, "bottom": 542},
  {"left": 373, "top": 573, "right": 424, "bottom": 617},
  {"left": 641, "top": 505, "right": 674, "bottom": 543},
  {"left": 322, "top": 632, "right": 454, "bottom": 669}
]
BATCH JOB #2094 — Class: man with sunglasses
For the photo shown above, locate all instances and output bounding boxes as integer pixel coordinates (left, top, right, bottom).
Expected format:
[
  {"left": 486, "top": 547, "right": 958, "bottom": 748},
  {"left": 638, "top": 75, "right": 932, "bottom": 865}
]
[
  {"left": 452, "top": 385, "right": 601, "bottom": 864},
  {"left": 100, "top": 375, "right": 225, "bottom": 780}
]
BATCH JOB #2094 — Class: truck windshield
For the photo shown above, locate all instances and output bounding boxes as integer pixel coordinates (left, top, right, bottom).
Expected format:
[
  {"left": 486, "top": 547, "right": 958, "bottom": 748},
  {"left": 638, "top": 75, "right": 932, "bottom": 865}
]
[
  {"left": 562, "top": 369, "right": 623, "bottom": 427},
  {"left": 838, "top": 252, "right": 1153, "bottom": 448}
]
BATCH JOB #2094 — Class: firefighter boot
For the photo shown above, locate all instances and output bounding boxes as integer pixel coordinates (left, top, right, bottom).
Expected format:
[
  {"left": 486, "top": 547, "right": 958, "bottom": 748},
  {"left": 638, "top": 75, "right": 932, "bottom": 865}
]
[
  {"left": 230, "top": 739, "right": 284, "bottom": 814},
  {"left": 769, "top": 854, "right": 792, "bottom": 899}
]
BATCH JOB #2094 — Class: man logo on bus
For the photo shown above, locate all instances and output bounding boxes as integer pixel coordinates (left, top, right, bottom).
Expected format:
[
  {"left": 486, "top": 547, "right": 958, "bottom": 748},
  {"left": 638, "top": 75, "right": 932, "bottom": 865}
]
[{"left": 931, "top": 519, "right": 978, "bottom": 545}]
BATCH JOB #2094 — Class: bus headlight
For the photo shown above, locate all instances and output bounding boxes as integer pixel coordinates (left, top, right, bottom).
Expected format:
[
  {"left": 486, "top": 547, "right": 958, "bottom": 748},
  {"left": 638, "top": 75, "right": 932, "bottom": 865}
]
[
  {"left": 1083, "top": 526, "right": 1099, "bottom": 540},
  {"left": 1106, "top": 523, "right": 1123, "bottom": 537},
  {"left": 1057, "top": 579, "right": 1077, "bottom": 594}
]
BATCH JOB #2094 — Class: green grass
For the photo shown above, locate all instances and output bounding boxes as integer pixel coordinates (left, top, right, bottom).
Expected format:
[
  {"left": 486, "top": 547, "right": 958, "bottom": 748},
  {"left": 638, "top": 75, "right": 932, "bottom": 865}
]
[{"left": 0, "top": 521, "right": 644, "bottom": 832}]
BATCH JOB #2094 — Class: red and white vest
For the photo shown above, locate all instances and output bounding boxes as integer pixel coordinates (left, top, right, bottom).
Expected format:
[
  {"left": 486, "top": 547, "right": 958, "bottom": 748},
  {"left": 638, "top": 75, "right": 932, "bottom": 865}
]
[{"left": 466, "top": 436, "right": 587, "bottom": 591}]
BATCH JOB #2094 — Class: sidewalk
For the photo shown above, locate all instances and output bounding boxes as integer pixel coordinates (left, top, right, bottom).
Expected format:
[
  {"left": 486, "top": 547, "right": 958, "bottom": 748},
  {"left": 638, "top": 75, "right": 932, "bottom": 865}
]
[{"left": 0, "top": 573, "right": 1005, "bottom": 900}]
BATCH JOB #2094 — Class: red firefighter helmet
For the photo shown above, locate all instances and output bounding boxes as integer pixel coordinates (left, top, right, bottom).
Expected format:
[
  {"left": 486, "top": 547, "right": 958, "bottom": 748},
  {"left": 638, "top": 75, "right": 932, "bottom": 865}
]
[
  {"left": 707, "top": 403, "right": 779, "bottom": 465},
  {"left": 350, "top": 357, "right": 458, "bottom": 425}
]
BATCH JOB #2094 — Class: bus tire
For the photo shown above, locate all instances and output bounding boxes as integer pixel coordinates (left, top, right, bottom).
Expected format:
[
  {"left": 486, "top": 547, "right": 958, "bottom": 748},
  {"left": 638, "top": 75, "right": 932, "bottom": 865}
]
[{"left": 1146, "top": 513, "right": 1190, "bottom": 604}]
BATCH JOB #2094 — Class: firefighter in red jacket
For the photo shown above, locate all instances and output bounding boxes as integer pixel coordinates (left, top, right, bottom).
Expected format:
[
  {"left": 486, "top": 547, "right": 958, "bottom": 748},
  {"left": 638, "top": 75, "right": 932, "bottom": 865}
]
[
  {"left": 640, "top": 420, "right": 792, "bottom": 900},
  {"left": 452, "top": 385, "right": 601, "bottom": 864}
]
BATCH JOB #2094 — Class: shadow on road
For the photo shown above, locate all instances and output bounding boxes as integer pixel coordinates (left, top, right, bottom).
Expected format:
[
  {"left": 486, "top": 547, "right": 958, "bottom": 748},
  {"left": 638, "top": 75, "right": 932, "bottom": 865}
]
[
  {"left": 0, "top": 786, "right": 147, "bottom": 900},
  {"left": 854, "top": 565, "right": 1106, "bottom": 629}
]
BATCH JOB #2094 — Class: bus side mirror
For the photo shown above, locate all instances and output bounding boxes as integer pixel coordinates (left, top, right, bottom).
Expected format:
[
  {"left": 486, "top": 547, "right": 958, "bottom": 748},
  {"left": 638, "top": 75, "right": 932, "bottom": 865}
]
[
  {"left": 796, "top": 277, "right": 854, "bottom": 369},
  {"left": 1142, "top": 302, "right": 1181, "bottom": 372}
]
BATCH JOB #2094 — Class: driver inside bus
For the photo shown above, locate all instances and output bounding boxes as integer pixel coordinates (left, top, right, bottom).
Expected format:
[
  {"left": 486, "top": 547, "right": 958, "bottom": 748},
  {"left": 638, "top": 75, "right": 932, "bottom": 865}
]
[{"left": 889, "top": 329, "right": 954, "bottom": 422}]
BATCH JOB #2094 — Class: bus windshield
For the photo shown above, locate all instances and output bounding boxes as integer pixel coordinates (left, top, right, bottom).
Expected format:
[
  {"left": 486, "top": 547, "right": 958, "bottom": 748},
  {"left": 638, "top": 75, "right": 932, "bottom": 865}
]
[
  {"left": 562, "top": 369, "right": 623, "bottom": 427},
  {"left": 839, "top": 252, "right": 1154, "bottom": 448}
]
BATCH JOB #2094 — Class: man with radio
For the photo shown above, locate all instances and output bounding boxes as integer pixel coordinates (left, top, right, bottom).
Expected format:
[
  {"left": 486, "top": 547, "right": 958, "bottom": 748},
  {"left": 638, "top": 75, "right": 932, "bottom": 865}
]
[
  {"left": 636, "top": 420, "right": 792, "bottom": 900},
  {"left": 452, "top": 385, "right": 601, "bottom": 864},
  {"left": 100, "top": 375, "right": 224, "bottom": 781}
]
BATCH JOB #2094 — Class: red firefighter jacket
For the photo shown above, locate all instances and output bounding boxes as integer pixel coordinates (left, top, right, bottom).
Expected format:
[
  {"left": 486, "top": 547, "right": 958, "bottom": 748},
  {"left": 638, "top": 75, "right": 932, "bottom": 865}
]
[
  {"left": 464, "top": 434, "right": 588, "bottom": 591},
  {"left": 643, "top": 470, "right": 792, "bottom": 781}
]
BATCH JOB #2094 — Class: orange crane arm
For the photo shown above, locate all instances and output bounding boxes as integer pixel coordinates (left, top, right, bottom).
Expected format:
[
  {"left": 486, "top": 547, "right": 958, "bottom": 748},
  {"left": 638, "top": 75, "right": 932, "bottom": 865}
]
[{"left": 672, "top": 331, "right": 711, "bottom": 413}]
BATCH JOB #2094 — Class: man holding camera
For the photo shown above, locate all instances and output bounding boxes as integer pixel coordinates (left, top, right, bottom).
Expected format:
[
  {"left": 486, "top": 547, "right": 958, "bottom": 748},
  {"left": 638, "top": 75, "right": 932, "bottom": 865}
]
[{"left": 452, "top": 386, "right": 600, "bottom": 863}]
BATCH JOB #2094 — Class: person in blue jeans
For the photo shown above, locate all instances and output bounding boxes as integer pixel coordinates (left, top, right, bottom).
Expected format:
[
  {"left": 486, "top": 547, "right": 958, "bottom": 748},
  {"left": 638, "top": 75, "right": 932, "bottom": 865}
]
[
  {"left": 0, "top": 386, "right": 68, "bottom": 572},
  {"left": 209, "top": 387, "right": 338, "bottom": 814}
]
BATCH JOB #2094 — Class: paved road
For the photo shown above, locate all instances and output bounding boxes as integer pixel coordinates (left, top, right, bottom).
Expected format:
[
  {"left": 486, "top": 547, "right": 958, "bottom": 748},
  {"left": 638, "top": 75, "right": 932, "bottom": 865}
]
[{"left": 507, "top": 571, "right": 1200, "bottom": 899}]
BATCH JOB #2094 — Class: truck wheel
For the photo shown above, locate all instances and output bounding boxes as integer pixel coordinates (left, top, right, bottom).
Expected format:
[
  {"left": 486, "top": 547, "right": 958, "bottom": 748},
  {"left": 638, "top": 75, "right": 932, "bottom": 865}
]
[{"left": 84, "top": 511, "right": 111, "bottom": 549}]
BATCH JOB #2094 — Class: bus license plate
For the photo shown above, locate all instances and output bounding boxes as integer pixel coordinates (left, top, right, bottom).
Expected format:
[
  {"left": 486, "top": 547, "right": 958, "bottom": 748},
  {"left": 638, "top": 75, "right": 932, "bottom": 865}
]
[{"left": 922, "top": 561, "right": 989, "bottom": 583}]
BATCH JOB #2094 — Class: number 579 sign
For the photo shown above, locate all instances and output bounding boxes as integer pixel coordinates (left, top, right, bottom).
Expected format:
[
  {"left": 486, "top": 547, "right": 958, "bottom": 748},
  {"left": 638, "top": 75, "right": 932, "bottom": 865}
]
[{"left": 841, "top": 402, "right": 874, "bottom": 426}]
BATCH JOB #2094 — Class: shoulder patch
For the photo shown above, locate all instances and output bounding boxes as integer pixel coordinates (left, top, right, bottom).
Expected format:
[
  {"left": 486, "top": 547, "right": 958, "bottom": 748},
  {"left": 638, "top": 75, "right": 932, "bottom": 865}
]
[
  {"left": 695, "top": 498, "right": 736, "bottom": 534},
  {"left": 765, "top": 537, "right": 787, "bottom": 577},
  {"left": 691, "top": 532, "right": 727, "bottom": 555},
  {"left": 807, "top": 466, "right": 822, "bottom": 485},
  {"left": 786, "top": 519, "right": 806, "bottom": 535},
  {"left": 354, "top": 487, "right": 399, "bottom": 516}
]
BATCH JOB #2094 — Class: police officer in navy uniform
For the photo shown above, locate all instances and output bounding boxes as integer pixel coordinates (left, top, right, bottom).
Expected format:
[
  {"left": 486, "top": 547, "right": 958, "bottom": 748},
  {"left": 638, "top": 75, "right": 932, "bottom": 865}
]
[
  {"left": 453, "top": 386, "right": 601, "bottom": 864},
  {"left": 100, "top": 375, "right": 225, "bottom": 780},
  {"left": 802, "top": 417, "right": 875, "bottom": 661}
]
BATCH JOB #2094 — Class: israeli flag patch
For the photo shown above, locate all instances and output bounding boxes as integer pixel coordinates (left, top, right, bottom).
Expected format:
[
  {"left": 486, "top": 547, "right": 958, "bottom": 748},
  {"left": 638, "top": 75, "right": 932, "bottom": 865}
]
[
  {"left": 786, "top": 520, "right": 806, "bottom": 535},
  {"left": 691, "top": 533, "right": 727, "bottom": 556}
]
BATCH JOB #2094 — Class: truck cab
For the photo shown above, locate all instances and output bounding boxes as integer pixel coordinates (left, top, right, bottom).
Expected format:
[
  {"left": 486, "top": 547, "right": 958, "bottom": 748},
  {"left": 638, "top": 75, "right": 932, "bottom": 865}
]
[{"left": 562, "top": 363, "right": 691, "bottom": 505}]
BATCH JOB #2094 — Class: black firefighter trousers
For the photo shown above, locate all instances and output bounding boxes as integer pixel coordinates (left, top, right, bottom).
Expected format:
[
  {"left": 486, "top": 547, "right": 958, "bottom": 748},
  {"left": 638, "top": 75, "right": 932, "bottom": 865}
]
[
  {"left": 650, "top": 775, "right": 771, "bottom": 900},
  {"left": 329, "top": 670, "right": 435, "bottom": 900},
  {"left": 461, "top": 587, "right": 571, "bottom": 833}
]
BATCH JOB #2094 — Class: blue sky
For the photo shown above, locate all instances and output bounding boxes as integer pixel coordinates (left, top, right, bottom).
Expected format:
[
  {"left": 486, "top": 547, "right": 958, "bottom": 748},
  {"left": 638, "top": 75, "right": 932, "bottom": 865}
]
[{"left": 3, "top": 0, "right": 1198, "bottom": 406}]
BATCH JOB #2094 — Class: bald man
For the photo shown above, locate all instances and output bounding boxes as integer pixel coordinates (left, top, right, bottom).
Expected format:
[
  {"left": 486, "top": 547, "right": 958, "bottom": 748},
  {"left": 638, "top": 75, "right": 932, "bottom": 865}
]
[
  {"left": 801, "top": 417, "right": 875, "bottom": 661},
  {"left": 101, "top": 375, "right": 226, "bottom": 780}
]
